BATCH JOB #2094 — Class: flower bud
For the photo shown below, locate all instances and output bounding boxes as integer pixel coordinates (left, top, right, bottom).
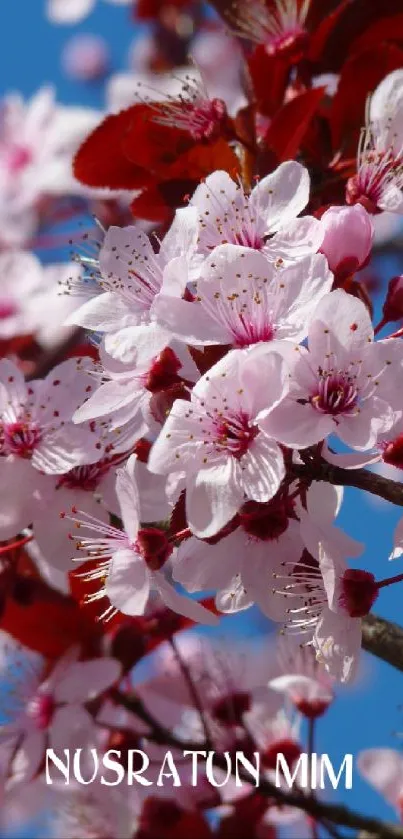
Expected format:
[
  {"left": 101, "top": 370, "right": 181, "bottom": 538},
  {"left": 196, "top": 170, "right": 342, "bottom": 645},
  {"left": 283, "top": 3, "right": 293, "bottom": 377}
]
[
  {"left": 382, "top": 275, "right": 403, "bottom": 323},
  {"left": 319, "top": 204, "right": 374, "bottom": 283}
]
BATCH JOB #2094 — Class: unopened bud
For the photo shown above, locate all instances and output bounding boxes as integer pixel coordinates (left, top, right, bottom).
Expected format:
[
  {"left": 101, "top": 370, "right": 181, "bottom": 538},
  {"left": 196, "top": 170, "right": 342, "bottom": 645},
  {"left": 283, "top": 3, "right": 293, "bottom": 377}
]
[{"left": 320, "top": 204, "right": 374, "bottom": 283}]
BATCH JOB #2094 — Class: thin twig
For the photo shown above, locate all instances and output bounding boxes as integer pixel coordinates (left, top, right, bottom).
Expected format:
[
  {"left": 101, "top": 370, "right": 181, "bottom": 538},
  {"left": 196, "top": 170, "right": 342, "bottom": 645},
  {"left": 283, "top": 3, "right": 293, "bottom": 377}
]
[
  {"left": 168, "top": 637, "right": 214, "bottom": 749},
  {"left": 291, "top": 457, "right": 403, "bottom": 507},
  {"left": 113, "top": 688, "right": 403, "bottom": 839}
]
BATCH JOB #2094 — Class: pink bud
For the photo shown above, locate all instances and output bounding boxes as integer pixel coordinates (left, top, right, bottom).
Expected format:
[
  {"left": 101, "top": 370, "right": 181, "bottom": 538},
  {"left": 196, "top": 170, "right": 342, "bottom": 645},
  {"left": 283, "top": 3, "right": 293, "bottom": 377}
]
[
  {"left": 383, "top": 275, "right": 403, "bottom": 323},
  {"left": 61, "top": 34, "right": 109, "bottom": 82},
  {"left": 319, "top": 204, "right": 374, "bottom": 282}
]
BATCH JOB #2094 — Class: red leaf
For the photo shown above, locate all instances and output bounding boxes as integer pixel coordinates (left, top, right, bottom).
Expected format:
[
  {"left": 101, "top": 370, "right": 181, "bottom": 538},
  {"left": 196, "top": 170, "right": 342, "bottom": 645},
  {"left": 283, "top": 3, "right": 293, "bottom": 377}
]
[
  {"left": 307, "top": 0, "right": 351, "bottom": 66},
  {"left": 73, "top": 108, "right": 149, "bottom": 190},
  {"left": 349, "top": 13, "right": 403, "bottom": 55},
  {"left": 1, "top": 576, "right": 102, "bottom": 660},
  {"left": 264, "top": 87, "right": 326, "bottom": 162},
  {"left": 130, "top": 181, "right": 195, "bottom": 223},
  {"left": 330, "top": 43, "right": 403, "bottom": 153},
  {"left": 318, "top": 0, "right": 403, "bottom": 72},
  {"left": 248, "top": 47, "right": 289, "bottom": 117},
  {"left": 122, "top": 105, "right": 192, "bottom": 173}
]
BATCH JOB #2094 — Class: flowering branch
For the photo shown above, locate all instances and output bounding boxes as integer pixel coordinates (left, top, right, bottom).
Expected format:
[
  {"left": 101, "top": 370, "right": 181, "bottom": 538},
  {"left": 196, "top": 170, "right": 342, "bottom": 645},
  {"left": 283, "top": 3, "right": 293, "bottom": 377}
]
[
  {"left": 113, "top": 689, "right": 403, "bottom": 839},
  {"left": 362, "top": 614, "right": 403, "bottom": 674},
  {"left": 291, "top": 458, "right": 403, "bottom": 508}
]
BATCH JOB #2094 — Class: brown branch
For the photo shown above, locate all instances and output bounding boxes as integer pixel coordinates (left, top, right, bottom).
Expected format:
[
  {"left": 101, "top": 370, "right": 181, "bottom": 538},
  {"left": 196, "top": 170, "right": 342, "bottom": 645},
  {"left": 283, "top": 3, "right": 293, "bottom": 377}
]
[
  {"left": 362, "top": 614, "right": 403, "bottom": 673},
  {"left": 113, "top": 689, "right": 403, "bottom": 839},
  {"left": 291, "top": 458, "right": 403, "bottom": 507}
]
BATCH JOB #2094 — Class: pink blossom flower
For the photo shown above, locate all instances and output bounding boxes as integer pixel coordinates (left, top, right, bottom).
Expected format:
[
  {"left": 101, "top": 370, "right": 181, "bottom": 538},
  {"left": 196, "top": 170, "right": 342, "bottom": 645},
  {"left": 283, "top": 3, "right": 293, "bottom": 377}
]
[
  {"left": 0, "top": 641, "right": 121, "bottom": 787},
  {"left": 173, "top": 480, "right": 362, "bottom": 621},
  {"left": 67, "top": 211, "right": 198, "bottom": 363},
  {"left": 154, "top": 247, "right": 332, "bottom": 348},
  {"left": 268, "top": 634, "right": 335, "bottom": 719},
  {"left": 234, "top": 0, "right": 311, "bottom": 60},
  {"left": 148, "top": 345, "right": 289, "bottom": 538},
  {"left": 358, "top": 748, "right": 403, "bottom": 819},
  {"left": 319, "top": 204, "right": 374, "bottom": 283},
  {"left": 262, "top": 289, "right": 402, "bottom": 451},
  {"left": 181, "top": 162, "right": 323, "bottom": 275},
  {"left": 0, "top": 251, "right": 81, "bottom": 347},
  {"left": 72, "top": 341, "right": 197, "bottom": 446},
  {"left": 31, "top": 449, "right": 171, "bottom": 576},
  {"left": 0, "top": 87, "right": 101, "bottom": 247},
  {"left": 0, "top": 358, "right": 107, "bottom": 539},
  {"left": 66, "top": 454, "right": 218, "bottom": 625},
  {"left": 138, "top": 634, "right": 280, "bottom": 735},
  {"left": 282, "top": 544, "right": 379, "bottom": 682},
  {"left": 347, "top": 70, "right": 403, "bottom": 214}
]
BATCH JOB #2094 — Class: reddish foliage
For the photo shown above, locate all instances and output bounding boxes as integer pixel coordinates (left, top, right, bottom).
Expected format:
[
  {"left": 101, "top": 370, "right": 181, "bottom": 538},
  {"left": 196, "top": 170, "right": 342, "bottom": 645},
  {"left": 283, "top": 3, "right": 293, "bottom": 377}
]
[
  {"left": 264, "top": 86, "right": 326, "bottom": 162},
  {"left": 330, "top": 43, "right": 403, "bottom": 154},
  {"left": 1, "top": 573, "right": 102, "bottom": 660},
  {"left": 74, "top": 103, "right": 239, "bottom": 222}
]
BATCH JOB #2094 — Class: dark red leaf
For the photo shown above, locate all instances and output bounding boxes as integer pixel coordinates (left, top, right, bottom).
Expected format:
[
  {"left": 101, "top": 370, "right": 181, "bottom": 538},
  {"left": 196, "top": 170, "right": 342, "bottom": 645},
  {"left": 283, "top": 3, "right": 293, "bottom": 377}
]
[
  {"left": 319, "top": 0, "right": 403, "bottom": 72},
  {"left": 307, "top": 0, "right": 351, "bottom": 66},
  {"left": 248, "top": 47, "right": 289, "bottom": 117},
  {"left": 264, "top": 87, "right": 326, "bottom": 162},
  {"left": 349, "top": 13, "right": 403, "bottom": 55},
  {"left": 330, "top": 43, "right": 403, "bottom": 153},
  {"left": 1, "top": 574, "right": 102, "bottom": 660},
  {"left": 73, "top": 108, "right": 150, "bottom": 190}
]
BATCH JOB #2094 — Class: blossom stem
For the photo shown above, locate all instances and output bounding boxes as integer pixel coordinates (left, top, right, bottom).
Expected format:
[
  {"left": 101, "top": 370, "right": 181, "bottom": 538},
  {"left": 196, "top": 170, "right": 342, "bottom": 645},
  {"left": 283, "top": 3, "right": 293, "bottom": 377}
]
[
  {"left": 168, "top": 637, "right": 213, "bottom": 750},
  {"left": 374, "top": 317, "right": 388, "bottom": 335},
  {"left": 376, "top": 572, "right": 403, "bottom": 589},
  {"left": 169, "top": 527, "right": 192, "bottom": 544},
  {"left": 0, "top": 533, "right": 33, "bottom": 555}
]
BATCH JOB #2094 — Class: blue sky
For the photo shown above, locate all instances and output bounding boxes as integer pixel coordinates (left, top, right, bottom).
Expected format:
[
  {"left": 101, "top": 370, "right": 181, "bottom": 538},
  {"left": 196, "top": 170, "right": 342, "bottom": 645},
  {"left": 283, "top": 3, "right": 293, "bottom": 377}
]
[{"left": 1, "top": 2, "right": 403, "bottom": 834}]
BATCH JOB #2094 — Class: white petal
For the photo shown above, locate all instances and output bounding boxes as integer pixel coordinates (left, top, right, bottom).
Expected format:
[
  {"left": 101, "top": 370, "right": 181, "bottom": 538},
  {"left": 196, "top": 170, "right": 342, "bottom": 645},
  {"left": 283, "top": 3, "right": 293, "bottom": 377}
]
[
  {"left": 250, "top": 161, "right": 310, "bottom": 233},
  {"left": 173, "top": 531, "right": 242, "bottom": 592},
  {"left": 115, "top": 454, "right": 140, "bottom": 542},
  {"left": 106, "top": 549, "right": 150, "bottom": 615},
  {"left": 313, "top": 608, "right": 361, "bottom": 683},
  {"left": 55, "top": 659, "right": 121, "bottom": 704},
  {"left": 186, "top": 460, "right": 244, "bottom": 538},
  {"left": 154, "top": 572, "right": 219, "bottom": 625}
]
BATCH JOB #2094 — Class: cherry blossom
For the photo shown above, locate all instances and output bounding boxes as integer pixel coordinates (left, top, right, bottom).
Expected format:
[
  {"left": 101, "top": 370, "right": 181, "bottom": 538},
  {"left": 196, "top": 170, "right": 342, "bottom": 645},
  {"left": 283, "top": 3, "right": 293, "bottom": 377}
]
[
  {"left": 67, "top": 209, "right": 198, "bottom": 362},
  {"left": 0, "top": 358, "right": 108, "bottom": 539},
  {"left": 0, "top": 87, "right": 101, "bottom": 248},
  {"left": 281, "top": 544, "right": 379, "bottom": 682},
  {"left": 181, "top": 162, "right": 323, "bottom": 275},
  {"left": 234, "top": 0, "right": 311, "bottom": 59},
  {"left": 173, "top": 481, "right": 362, "bottom": 621},
  {"left": 0, "top": 640, "right": 121, "bottom": 788},
  {"left": 319, "top": 204, "right": 374, "bottom": 283},
  {"left": 347, "top": 70, "right": 403, "bottom": 214},
  {"left": 262, "top": 289, "right": 403, "bottom": 451},
  {"left": 66, "top": 454, "right": 218, "bottom": 624},
  {"left": 148, "top": 345, "right": 289, "bottom": 538},
  {"left": 0, "top": 251, "right": 81, "bottom": 347},
  {"left": 154, "top": 247, "right": 332, "bottom": 347},
  {"left": 268, "top": 635, "right": 335, "bottom": 719},
  {"left": 358, "top": 748, "right": 403, "bottom": 820}
]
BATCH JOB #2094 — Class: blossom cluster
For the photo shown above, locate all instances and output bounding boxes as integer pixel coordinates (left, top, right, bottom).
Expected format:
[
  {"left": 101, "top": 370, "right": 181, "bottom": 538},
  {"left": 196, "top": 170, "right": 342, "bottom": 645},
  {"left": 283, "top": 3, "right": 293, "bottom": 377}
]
[{"left": 2, "top": 0, "right": 403, "bottom": 835}]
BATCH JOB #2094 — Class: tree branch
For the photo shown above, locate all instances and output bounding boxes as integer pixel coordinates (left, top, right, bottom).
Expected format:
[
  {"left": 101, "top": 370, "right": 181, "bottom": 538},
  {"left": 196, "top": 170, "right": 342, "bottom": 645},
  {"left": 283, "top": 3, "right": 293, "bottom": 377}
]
[
  {"left": 291, "top": 459, "right": 403, "bottom": 507},
  {"left": 113, "top": 689, "right": 403, "bottom": 839},
  {"left": 362, "top": 614, "right": 403, "bottom": 673}
]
